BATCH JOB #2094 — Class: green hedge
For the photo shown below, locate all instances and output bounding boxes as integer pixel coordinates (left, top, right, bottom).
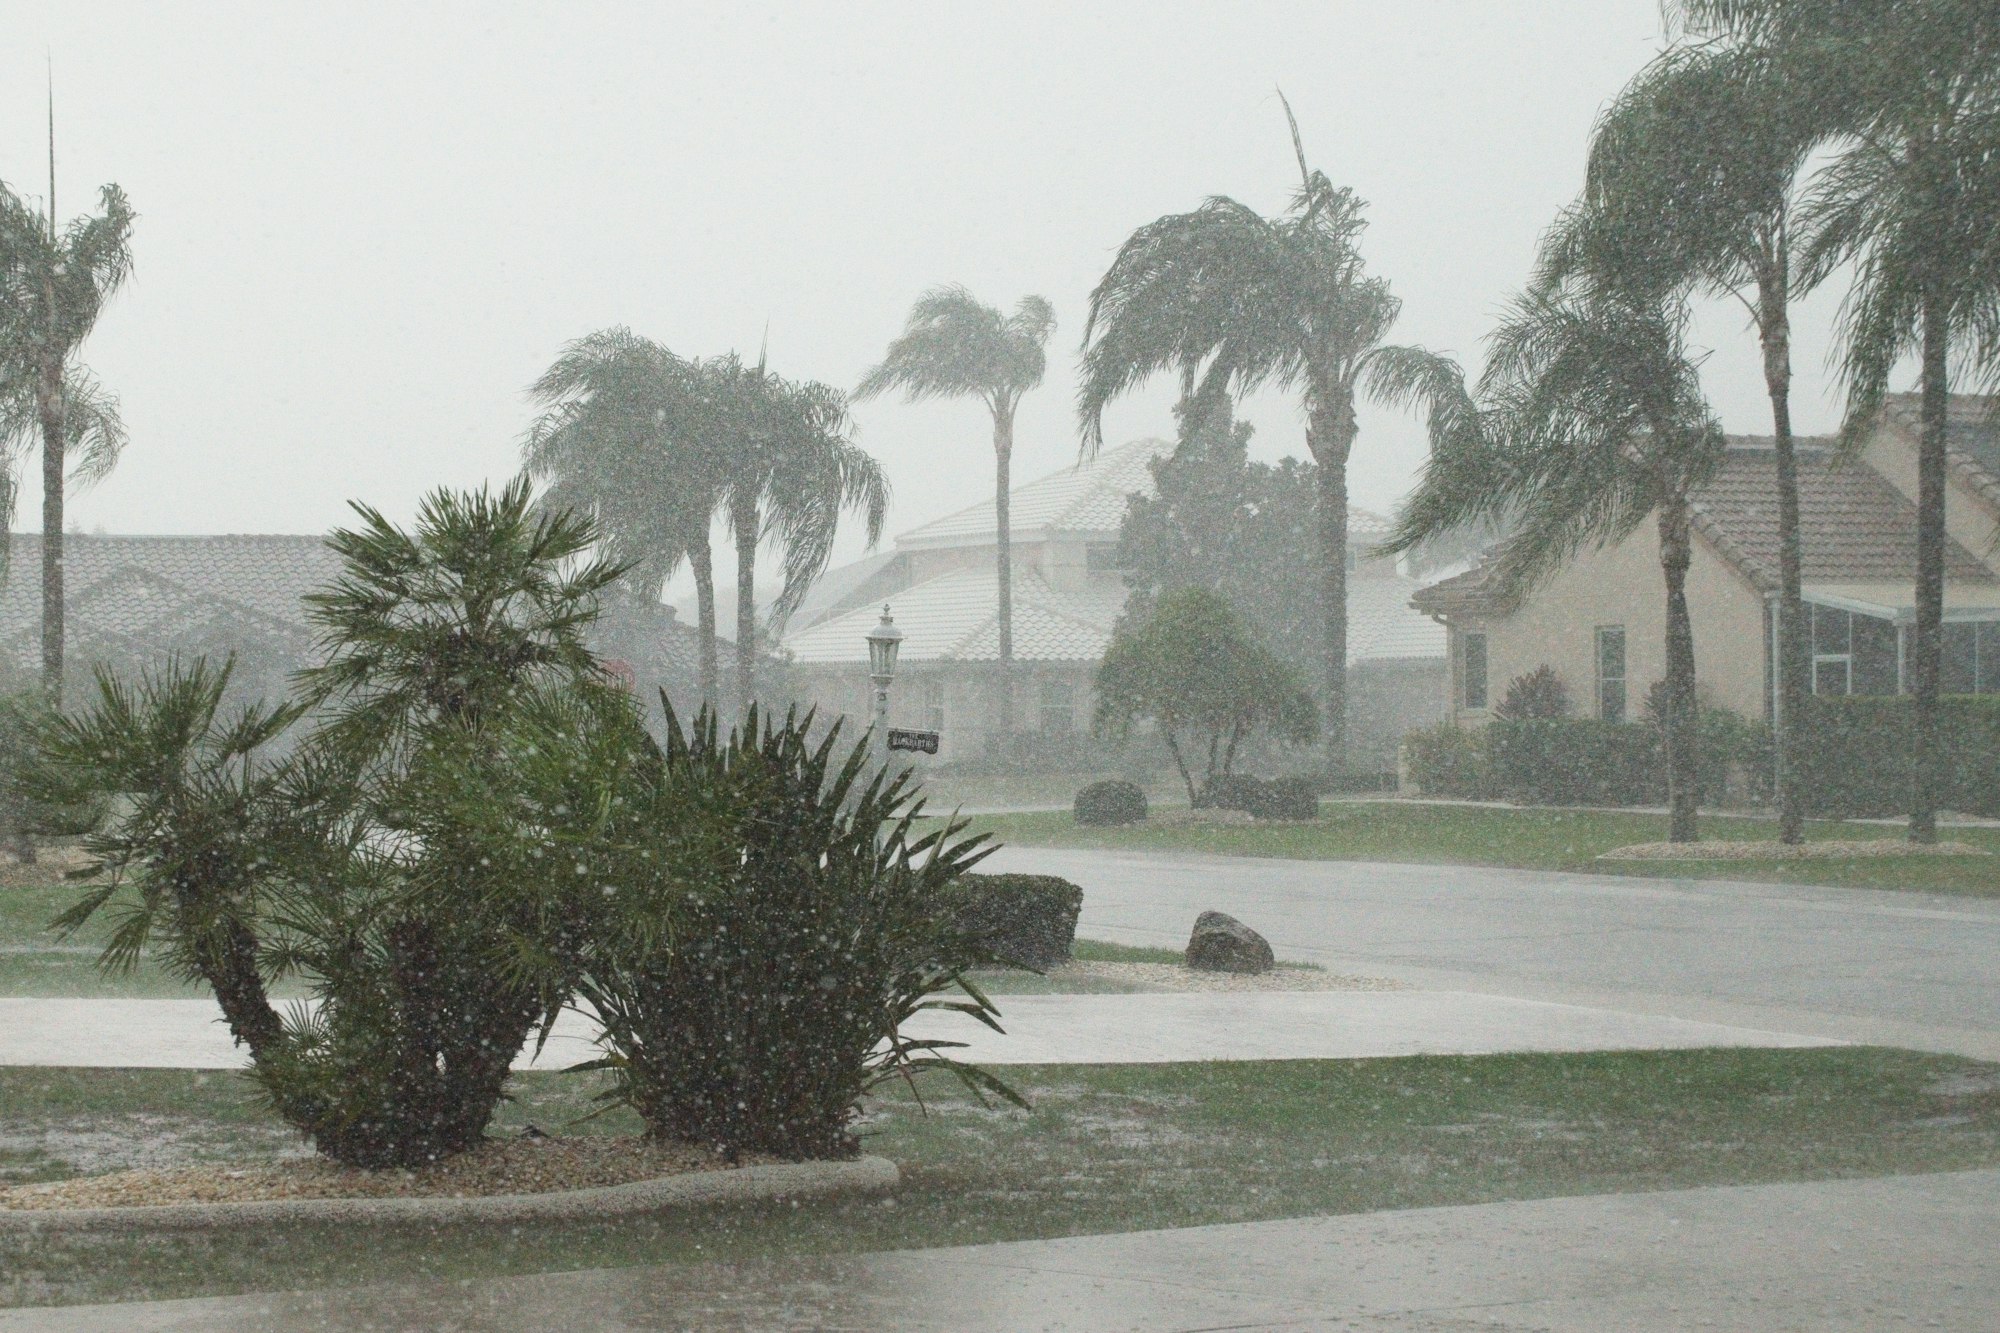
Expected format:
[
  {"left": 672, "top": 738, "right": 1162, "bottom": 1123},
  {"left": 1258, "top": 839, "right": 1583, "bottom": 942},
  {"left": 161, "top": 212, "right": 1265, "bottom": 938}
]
[
  {"left": 1075, "top": 779, "right": 1147, "bottom": 826},
  {"left": 1404, "top": 709, "right": 1771, "bottom": 809},
  {"left": 1799, "top": 695, "right": 2000, "bottom": 819},
  {"left": 1205, "top": 773, "right": 1319, "bottom": 820},
  {"left": 948, "top": 873, "right": 1085, "bottom": 969}
]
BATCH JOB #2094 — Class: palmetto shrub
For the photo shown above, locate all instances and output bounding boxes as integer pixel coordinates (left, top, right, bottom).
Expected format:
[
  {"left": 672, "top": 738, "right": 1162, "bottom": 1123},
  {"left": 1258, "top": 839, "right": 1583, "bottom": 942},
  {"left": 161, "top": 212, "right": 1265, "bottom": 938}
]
[
  {"left": 568, "top": 703, "right": 1021, "bottom": 1162},
  {"left": 33, "top": 480, "right": 628, "bottom": 1169}
]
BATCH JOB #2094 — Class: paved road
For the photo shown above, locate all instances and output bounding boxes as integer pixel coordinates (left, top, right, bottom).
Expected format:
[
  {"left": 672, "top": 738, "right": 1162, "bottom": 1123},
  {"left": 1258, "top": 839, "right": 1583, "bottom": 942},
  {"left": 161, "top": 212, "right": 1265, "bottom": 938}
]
[
  {"left": 11, "top": 1168, "right": 1996, "bottom": 1330},
  {"left": 986, "top": 846, "right": 2000, "bottom": 1059}
]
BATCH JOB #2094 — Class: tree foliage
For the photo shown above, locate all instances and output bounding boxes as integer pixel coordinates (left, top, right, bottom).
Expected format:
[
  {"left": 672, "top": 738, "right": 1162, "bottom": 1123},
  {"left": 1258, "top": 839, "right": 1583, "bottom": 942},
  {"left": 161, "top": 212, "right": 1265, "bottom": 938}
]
[{"left": 1094, "top": 586, "right": 1318, "bottom": 806}]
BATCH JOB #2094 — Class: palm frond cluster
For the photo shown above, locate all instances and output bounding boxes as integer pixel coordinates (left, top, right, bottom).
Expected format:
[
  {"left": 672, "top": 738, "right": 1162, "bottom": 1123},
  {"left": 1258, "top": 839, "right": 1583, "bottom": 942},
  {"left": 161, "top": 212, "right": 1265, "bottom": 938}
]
[{"left": 524, "top": 329, "right": 887, "bottom": 710}]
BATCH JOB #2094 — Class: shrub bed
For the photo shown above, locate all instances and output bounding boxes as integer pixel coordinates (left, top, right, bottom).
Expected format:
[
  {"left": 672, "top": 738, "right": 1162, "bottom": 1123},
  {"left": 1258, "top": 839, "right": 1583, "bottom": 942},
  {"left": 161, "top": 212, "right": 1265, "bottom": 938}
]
[{"left": 948, "top": 873, "right": 1085, "bottom": 969}]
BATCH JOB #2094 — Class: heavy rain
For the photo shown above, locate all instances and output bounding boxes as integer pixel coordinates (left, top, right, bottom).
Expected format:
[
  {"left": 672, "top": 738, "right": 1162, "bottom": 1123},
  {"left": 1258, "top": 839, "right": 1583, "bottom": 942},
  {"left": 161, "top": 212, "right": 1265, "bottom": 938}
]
[{"left": 0, "top": 2, "right": 1997, "bottom": 1329}]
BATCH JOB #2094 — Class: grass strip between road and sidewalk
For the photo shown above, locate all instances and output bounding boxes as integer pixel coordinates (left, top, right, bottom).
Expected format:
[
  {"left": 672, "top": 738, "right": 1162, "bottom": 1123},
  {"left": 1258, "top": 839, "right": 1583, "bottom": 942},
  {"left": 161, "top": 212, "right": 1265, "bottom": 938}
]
[
  {"left": 964, "top": 803, "right": 2000, "bottom": 897},
  {"left": 5, "top": 1046, "right": 2000, "bottom": 1308}
]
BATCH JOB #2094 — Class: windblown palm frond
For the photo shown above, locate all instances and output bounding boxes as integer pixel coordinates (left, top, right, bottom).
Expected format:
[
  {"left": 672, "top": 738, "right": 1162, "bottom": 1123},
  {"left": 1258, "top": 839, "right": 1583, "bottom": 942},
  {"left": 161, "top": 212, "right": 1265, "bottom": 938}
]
[{"left": 856, "top": 286, "right": 1055, "bottom": 410}]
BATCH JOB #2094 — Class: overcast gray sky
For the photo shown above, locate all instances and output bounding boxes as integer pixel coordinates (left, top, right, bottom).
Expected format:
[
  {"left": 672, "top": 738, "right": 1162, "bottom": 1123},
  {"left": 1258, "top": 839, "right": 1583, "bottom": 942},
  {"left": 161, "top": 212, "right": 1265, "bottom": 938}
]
[{"left": 0, "top": 1, "right": 1859, "bottom": 593}]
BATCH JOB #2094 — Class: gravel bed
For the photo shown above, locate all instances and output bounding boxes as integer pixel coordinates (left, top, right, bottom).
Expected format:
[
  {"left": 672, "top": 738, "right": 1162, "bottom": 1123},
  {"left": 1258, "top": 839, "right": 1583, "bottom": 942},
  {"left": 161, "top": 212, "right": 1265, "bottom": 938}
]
[
  {"left": 1599, "top": 838, "right": 1992, "bottom": 861},
  {"left": 0, "top": 1134, "right": 771, "bottom": 1212},
  {"left": 1055, "top": 960, "right": 1407, "bottom": 993}
]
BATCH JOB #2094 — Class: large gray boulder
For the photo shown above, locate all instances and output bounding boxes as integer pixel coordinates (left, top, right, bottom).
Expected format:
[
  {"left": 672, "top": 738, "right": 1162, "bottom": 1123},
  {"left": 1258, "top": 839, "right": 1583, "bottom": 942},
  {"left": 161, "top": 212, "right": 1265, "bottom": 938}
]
[{"left": 1185, "top": 910, "right": 1274, "bottom": 974}]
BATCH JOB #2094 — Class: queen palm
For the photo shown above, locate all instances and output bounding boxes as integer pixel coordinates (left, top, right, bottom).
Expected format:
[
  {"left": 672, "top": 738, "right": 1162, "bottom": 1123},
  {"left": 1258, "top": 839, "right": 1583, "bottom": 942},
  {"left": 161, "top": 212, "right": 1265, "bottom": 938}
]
[
  {"left": 856, "top": 288, "right": 1054, "bottom": 742},
  {"left": 713, "top": 354, "right": 888, "bottom": 708},
  {"left": 525, "top": 328, "right": 726, "bottom": 703},
  {"left": 0, "top": 180, "right": 135, "bottom": 702},
  {"left": 1676, "top": 6, "right": 2000, "bottom": 841},
  {"left": 1551, "top": 42, "right": 1823, "bottom": 842},
  {"left": 1077, "top": 101, "right": 1466, "bottom": 770},
  {"left": 1388, "top": 222, "right": 1726, "bottom": 843}
]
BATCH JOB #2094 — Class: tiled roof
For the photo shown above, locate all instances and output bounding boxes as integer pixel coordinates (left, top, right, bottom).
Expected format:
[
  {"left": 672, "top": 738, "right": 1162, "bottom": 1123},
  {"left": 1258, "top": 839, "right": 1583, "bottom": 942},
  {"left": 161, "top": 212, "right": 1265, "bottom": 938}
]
[
  {"left": 895, "top": 438, "right": 1174, "bottom": 549},
  {"left": 1689, "top": 443, "right": 1993, "bottom": 590},
  {"left": 1349, "top": 575, "right": 1447, "bottom": 660},
  {"left": 1883, "top": 393, "right": 2000, "bottom": 516},
  {"left": 784, "top": 567, "right": 1128, "bottom": 665},
  {"left": 0, "top": 534, "right": 341, "bottom": 645},
  {"left": 1413, "top": 442, "right": 1996, "bottom": 618}
]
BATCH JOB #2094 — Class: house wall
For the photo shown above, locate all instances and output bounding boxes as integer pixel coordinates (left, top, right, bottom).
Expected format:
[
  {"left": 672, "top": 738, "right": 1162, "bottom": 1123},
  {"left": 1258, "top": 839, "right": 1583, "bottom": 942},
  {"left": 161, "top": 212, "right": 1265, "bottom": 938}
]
[
  {"left": 1861, "top": 425, "right": 2000, "bottom": 569},
  {"left": 1451, "top": 522, "right": 1769, "bottom": 726},
  {"left": 1350, "top": 657, "right": 1449, "bottom": 770},
  {"left": 785, "top": 659, "right": 1099, "bottom": 764}
]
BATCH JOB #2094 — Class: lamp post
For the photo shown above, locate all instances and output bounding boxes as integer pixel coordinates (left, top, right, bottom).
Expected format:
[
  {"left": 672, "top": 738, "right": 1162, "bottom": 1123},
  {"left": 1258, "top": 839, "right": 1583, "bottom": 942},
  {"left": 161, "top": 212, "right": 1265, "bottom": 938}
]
[{"left": 865, "top": 604, "right": 903, "bottom": 765}]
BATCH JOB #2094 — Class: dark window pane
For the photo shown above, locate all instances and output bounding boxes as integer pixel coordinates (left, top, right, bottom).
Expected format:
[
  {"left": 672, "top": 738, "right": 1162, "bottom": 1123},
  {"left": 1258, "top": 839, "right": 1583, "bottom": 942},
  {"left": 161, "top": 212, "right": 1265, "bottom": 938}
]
[
  {"left": 1853, "top": 614, "right": 1899, "bottom": 696},
  {"left": 1596, "top": 626, "right": 1626, "bottom": 723},
  {"left": 1943, "top": 623, "right": 1977, "bottom": 695},
  {"left": 1984, "top": 625, "right": 1999, "bottom": 695},
  {"left": 1463, "top": 632, "right": 1488, "bottom": 710}
]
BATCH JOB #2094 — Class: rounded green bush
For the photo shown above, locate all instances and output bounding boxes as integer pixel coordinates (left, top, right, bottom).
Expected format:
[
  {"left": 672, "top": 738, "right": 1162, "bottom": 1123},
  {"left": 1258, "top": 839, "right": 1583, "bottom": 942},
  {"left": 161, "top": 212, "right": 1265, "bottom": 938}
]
[{"left": 1074, "top": 779, "right": 1147, "bottom": 826}]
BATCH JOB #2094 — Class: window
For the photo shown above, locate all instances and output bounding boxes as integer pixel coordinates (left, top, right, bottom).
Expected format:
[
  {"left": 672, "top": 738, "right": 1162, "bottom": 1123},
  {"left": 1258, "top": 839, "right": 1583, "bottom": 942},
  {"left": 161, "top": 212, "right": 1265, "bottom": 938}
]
[
  {"left": 922, "top": 678, "right": 946, "bottom": 733},
  {"left": 1595, "top": 626, "right": 1626, "bottom": 723},
  {"left": 1460, "top": 631, "right": 1488, "bottom": 711},
  {"left": 1040, "top": 680, "right": 1075, "bottom": 734},
  {"left": 1945, "top": 621, "right": 2000, "bottom": 695},
  {"left": 1810, "top": 603, "right": 1854, "bottom": 697}
]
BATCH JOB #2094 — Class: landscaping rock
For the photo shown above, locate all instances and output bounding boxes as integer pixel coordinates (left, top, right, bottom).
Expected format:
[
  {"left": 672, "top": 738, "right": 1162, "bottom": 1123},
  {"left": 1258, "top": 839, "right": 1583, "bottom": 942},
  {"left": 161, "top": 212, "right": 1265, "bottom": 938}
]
[{"left": 1185, "top": 911, "right": 1274, "bottom": 974}]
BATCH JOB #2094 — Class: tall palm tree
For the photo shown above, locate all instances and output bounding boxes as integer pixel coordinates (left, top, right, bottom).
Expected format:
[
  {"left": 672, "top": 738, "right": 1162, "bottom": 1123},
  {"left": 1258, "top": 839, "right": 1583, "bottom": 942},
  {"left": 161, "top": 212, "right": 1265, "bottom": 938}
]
[
  {"left": 1550, "top": 42, "right": 1822, "bottom": 842},
  {"left": 1676, "top": 5, "right": 2000, "bottom": 841},
  {"left": 1388, "top": 231, "right": 1727, "bottom": 843},
  {"left": 0, "top": 180, "right": 135, "bottom": 703},
  {"left": 1076, "top": 98, "right": 1464, "bottom": 771},
  {"left": 856, "top": 288, "right": 1054, "bottom": 743},
  {"left": 712, "top": 354, "right": 889, "bottom": 708},
  {"left": 524, "top": 328, "right": 725, "bottom": 703}
]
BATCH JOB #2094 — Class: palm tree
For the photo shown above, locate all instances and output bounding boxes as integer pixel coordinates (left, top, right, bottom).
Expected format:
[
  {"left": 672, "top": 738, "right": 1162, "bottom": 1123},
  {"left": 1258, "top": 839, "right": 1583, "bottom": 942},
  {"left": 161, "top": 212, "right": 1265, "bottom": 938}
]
[
  {"left": 1551, "top": 42, "right": 1822, "bottom": 841},
  {"left": 1387, "top": 234, "right": 1727, "bottom": 843},
  {"left": 712, "top": 354, "right": 889, "bottom": 708},
  {"left": 1076, "top": 99, "right": 1464, "bottom": 772},
  {"left": 1675, "top": 6, "right": 2000, "bottom": 841},
  {"left": 856, "top": 288, "right": 1054, "bottom": 743},
  {"left": 524, "top": 328, "right": 726, "bottom": 703},
  {"left": 0, "top": 180, "right": 135, "bottom": 703}
]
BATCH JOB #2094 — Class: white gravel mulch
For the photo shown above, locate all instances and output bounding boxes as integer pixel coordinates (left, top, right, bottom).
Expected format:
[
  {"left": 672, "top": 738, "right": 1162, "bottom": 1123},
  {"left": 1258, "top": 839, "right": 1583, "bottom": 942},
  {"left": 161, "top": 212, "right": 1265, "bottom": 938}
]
[
  {"left": 1055, "top": 960, "right": 1408, "bottom": 993},
  {"left": 0, "top": 1134, "right": 768, "bottom": 1212},
  {"left": 1599, "top": 838, "right": 1992, "bottom": 862}
]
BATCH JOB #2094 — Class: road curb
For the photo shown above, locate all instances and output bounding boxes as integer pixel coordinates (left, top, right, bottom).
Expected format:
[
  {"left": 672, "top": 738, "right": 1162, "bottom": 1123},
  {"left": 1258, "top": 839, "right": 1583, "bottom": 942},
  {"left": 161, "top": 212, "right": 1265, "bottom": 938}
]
[{"left": 0, "top": 1154, "right": 899, "bottom": 1235}]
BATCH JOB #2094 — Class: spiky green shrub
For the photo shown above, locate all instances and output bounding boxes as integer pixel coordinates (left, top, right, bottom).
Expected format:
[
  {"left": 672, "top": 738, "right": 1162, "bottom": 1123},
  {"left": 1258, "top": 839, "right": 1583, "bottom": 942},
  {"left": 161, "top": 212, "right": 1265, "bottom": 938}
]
[{"left": 570, "top": 703, "right": 1022, "bottom": 1161}]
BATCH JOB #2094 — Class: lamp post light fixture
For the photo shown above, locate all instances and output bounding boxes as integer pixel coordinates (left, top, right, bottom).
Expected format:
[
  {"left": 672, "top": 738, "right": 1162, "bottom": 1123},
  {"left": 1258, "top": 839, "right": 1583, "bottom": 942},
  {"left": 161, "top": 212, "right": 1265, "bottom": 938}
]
[{"left": 865, "top": 604, "right": 903, "bottom": 760}]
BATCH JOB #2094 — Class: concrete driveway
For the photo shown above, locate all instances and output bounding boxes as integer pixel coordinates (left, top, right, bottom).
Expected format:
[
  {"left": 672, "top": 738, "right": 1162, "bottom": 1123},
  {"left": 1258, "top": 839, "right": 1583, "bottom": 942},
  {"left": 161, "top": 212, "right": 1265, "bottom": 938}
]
[{"left": 984, "top": 846, "right": 2000, "bottom": 1059}]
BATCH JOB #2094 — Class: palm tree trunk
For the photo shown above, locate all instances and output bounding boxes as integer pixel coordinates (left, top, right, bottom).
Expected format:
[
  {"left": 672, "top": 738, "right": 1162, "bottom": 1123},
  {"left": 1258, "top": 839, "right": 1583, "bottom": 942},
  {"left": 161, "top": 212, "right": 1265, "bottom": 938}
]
[
  {"left": 993, "top": 405, "right": 1014, "bottom": 750},
  {"left": 36, "top": 353, "right": 64, "bottom": 704},
  {"left": 1659, "top": 497, "right": 1700, "bottom": 844},
  {"left": 1908, "top": 299, "right": 1949, "bottom": 844},
  {"left": 689, "top": 537, "right": 719, "bottom": 707},
  {"left": 1308, "top": 395, "right": 1354, "bottom": 775},
  {"left": 732, "top": 494, "right": 759, "bottom": 714},
  {"left": 1757, "top": 248, "right": 1807, "bottom": 844}
]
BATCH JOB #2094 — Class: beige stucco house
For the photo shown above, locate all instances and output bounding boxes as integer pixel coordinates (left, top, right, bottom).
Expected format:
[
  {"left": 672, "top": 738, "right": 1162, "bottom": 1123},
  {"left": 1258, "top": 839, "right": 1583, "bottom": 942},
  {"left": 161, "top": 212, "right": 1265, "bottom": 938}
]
[
  {"left": 1413, "top": 395, "right": 2000, "bottom": 728},
  {"left": 781, "top": 438, "right": 1448, "bottom": 765}
]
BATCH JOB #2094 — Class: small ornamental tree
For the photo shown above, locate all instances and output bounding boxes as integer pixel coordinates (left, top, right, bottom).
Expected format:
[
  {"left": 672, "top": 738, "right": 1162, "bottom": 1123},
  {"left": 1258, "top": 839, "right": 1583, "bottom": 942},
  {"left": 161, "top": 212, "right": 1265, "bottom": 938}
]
[
  {"left": 1495, "top": 665, "right": 1572, "bottom": 720},
  {"left": 1094, "top": 587, "right": 1318, "bottom": 807}
]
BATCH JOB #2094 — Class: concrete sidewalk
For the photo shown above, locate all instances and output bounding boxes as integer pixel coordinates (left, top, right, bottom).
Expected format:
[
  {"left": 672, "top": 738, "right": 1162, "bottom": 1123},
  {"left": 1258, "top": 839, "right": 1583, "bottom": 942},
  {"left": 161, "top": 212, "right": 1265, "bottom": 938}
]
[
  {"left": 9, "top": 1168, "right": 1995, "bottom": 1330},
  {"left": 0, "top": 991, "right": 1836, "bottom": 1071}
]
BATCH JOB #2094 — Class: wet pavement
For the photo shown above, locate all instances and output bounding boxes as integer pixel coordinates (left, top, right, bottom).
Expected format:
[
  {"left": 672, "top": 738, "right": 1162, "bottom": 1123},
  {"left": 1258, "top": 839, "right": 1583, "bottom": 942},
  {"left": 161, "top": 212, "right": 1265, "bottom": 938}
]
[
  {"left": 7, "top": 1167, "right": 1996, "bottom": 1330},
  {"left": 987, "top": 846, "right": 2000, "bottom": 1059},
  {"left": 0, "top": 989, "right": 1835, "bottom": 1070}
]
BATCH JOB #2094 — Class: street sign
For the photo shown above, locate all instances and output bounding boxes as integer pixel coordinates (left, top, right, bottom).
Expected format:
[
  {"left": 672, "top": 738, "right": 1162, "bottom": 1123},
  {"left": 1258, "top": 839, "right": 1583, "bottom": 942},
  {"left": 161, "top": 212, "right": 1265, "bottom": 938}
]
[{"left": 886, "top": 728, "right": 940, "bottom": 755}]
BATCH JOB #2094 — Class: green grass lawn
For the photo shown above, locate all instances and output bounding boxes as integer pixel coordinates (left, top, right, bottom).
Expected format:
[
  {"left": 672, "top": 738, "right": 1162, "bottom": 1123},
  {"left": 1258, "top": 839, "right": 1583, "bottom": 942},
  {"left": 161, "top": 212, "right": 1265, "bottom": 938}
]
[
  {"left": 4, "top": 1047, "right": 1999, "bottom": 1308},
  {"left": 964, "top": 802, "right": 2000, "bottom": 896}
]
